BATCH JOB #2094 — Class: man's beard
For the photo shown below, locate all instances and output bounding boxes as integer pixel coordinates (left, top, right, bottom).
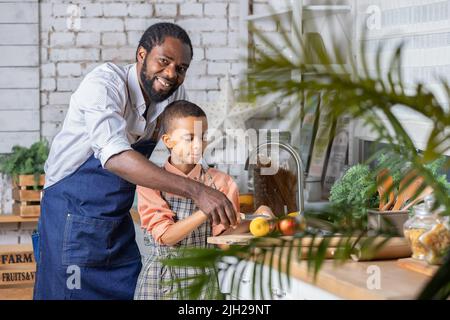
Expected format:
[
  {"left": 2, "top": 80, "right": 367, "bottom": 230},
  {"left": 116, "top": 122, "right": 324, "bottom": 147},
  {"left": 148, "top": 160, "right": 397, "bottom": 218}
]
[{"left": 140, "top": 62, "right": 179, "bottom": 103}]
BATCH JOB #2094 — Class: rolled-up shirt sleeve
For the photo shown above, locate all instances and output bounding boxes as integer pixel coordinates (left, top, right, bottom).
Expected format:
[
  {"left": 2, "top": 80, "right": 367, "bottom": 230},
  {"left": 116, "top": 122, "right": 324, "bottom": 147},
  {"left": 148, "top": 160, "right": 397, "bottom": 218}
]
[
  {"left": 136, "top": 185, "right": 176, "bottom": 244},
  {"left": 212, "top": 175, "right": 241, "bottom": 236},
  {"left": 75, "top": 75, "right": 132, "bottom": 167}
]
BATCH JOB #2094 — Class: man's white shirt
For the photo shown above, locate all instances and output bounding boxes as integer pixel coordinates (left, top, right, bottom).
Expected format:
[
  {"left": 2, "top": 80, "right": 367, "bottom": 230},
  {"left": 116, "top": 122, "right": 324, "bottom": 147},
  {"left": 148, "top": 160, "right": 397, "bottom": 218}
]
[{"left": 44, "top": 62, "right": 186, "bottom": 188}]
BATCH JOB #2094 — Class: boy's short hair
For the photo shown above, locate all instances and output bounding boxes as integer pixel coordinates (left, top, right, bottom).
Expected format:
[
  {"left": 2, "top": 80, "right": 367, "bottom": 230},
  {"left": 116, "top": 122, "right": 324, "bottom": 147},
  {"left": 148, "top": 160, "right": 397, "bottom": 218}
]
[{"left": 161, "top": 100, "right": 207, "bottom": 134}]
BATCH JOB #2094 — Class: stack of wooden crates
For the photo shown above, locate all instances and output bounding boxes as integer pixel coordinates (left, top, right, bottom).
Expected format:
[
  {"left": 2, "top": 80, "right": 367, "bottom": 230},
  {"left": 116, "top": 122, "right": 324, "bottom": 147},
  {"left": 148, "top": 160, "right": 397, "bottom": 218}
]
[
  {"left": 12, "top": 175, "right": 44, "bottom": 218},
  {"left": 0, "top": 174, "right": 41, "bottom": 298}
]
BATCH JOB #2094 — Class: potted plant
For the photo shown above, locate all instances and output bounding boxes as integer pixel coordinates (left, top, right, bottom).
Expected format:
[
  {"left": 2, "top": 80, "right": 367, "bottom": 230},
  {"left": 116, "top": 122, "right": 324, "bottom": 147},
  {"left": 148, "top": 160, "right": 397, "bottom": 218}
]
[
  {"left": 328, "top": 153, "right": 450, "bottom": 236},
  {"left": 0, "top": 140, "right": 49, "bottom": 217}
]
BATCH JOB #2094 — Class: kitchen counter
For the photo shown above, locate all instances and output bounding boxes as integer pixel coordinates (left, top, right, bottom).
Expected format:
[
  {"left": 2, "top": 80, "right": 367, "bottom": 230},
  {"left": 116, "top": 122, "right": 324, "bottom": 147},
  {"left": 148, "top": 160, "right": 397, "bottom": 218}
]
[
  {"left": 208, "top": 235, "right": 432, "bottom": 300},
  {"left": 0, "top": 261, "right": 431, "bottom": 300},
  {"left": 269, "top": 254, "right": 430, "bottom": 299}
]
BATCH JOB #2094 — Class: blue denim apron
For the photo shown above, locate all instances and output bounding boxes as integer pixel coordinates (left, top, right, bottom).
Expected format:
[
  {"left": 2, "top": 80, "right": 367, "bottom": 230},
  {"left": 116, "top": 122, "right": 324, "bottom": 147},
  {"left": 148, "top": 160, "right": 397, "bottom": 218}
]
[{"left": 33, "top": 139, "right": 156, "bottom": 300}]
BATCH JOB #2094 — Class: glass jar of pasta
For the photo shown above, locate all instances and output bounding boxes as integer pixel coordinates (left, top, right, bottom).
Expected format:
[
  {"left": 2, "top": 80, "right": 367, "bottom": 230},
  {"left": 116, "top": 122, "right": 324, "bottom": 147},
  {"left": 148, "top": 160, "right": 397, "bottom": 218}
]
[
  {"left": 419, "top": 214, "right": 450, "bottom": 265},
  {"left": 403, "top": 195, "right": 440, "bottom": 260}
]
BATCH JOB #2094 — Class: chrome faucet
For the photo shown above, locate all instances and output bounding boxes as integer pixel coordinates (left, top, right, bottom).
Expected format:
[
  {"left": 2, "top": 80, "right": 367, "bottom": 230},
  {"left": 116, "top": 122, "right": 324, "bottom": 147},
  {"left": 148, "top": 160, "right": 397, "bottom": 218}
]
[{"left": 245, "top": 141, "right": 305, "bottom": 216}]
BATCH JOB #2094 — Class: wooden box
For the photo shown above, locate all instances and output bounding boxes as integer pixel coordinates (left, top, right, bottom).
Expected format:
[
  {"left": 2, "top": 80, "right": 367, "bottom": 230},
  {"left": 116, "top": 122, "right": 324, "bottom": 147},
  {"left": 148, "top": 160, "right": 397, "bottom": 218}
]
[
  {"left": 367, "top": 209, "right": 409, "bottom": 236},
  {"left": 0, "top": 245, "right": 36, "bottom": 288},
  {"left": 12, "top": 175, "right": 45, "bottom": 218}
]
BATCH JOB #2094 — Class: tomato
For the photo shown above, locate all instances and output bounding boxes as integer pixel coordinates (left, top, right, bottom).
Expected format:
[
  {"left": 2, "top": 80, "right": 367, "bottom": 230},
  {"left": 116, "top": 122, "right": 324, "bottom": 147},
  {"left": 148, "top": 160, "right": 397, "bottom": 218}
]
[{"left": 278, "top": 217, "right": 298, "bottom": 236}]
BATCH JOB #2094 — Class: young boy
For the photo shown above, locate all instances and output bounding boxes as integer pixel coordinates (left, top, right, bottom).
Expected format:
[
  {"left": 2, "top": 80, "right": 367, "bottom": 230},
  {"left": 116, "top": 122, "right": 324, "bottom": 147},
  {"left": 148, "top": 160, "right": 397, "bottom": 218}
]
[{"left": 134, "top": 100, "right": 272, "bottom": 300}]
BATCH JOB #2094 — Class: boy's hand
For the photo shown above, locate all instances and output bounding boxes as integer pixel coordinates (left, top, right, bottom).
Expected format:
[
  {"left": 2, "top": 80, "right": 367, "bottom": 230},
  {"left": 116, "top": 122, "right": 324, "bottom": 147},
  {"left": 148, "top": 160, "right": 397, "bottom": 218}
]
[{"left": 193, "top": 184, "right": 237, "bottom": 227}]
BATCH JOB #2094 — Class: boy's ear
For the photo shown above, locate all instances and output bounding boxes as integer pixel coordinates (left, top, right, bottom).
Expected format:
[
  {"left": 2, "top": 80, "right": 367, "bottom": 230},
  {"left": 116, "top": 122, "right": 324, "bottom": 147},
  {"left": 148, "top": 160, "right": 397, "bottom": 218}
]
[{"left": 161, "top": 134, "right": 175, "bottom": 149}]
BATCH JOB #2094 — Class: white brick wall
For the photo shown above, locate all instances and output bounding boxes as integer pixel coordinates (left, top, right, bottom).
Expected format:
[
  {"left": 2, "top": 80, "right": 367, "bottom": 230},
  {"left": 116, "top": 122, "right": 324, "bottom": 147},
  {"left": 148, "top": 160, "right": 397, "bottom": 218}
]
[
  {"left": 0, "top": 0, "right": 40, "bottom": 157},
  {"left": 0, "top": 174, "right": 12, "bottom": 215},
  {"left": 102, "top": 32, "right": 127, "bottom": 46},
  {"left": 180, "top": 3, "right": 203, "bottom": 16}
]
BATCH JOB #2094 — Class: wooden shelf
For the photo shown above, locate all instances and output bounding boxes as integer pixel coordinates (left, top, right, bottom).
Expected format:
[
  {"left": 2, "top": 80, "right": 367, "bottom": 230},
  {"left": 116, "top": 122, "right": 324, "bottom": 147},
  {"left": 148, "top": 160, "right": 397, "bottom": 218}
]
[
  {"left": 244, "top": 5, "right": 351, "bottom": 21},
  {"left": 0, "top": 211, "right": 138, "bottom": 224},
  {"left": 0, "top": 215, "right": 38, "bottom": 224},
  {"left": 0, "top": 244, "right": 33, "bottom": 252}
]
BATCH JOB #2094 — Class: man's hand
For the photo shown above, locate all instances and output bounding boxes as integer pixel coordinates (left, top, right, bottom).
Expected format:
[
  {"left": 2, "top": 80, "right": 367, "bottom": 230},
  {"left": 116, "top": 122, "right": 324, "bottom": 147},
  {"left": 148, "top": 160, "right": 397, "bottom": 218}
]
[
  {"left": 193, "top": 184, "right": 237, "bottom": 227},
  {"left": 105, "top": 150, "right": 238, "bottom": 227}
]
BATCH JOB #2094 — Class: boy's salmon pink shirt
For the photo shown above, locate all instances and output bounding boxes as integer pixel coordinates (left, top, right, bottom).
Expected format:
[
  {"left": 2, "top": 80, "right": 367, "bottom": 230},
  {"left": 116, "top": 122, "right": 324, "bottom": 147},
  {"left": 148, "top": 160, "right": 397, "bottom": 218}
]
[{"left": 136, "top": 160, "right": 240, "bottom": 244}]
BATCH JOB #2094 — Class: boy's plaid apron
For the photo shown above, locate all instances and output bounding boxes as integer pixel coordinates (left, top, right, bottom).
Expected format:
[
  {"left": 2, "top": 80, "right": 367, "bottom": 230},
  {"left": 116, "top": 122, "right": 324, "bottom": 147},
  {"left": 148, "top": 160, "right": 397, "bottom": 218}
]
[{"left": 134, "top": 165, "right": 219, "bottom": 300}]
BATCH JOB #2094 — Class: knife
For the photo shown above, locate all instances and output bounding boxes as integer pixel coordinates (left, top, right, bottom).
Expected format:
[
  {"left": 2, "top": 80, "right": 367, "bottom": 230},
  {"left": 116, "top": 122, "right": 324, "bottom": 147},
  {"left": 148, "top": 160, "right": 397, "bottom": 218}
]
[{"left": 239, "top": 213, "right": 271, "bottom": 221}]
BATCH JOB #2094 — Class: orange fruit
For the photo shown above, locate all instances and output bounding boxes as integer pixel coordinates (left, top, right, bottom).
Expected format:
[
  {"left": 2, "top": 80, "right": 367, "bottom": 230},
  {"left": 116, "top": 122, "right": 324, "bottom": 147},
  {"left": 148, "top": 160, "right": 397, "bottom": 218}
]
[
  {"left": 239, "top": 194, "right": 255, "bottom": 214},
  {"left": 239, "top": 194, "right": 254, "bottom": 206}
]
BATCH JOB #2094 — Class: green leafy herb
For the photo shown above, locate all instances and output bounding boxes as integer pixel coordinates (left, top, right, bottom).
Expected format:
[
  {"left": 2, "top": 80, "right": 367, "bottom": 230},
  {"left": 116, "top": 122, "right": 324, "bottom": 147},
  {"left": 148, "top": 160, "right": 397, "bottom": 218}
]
[
  {"left": 329, "top": 164, "right": 378, "bottom": 217},
  {"left": 0, "top": 140, "right": 49, "bottom": 188}
]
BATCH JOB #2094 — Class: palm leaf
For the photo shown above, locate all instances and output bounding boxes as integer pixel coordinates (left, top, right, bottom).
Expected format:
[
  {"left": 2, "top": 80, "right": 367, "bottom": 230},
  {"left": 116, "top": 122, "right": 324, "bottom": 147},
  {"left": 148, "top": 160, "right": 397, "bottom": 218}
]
[{"left": 159, "top": 2, "right": 450, "bottom": 300}]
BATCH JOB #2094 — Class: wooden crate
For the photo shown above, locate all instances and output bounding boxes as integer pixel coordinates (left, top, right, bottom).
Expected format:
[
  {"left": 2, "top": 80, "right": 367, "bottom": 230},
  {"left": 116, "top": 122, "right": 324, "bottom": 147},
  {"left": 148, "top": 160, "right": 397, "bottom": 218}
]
[
  {"left": 0, "top": 245, "right": 36, "bottom": 288},
  {"left": 0, "top": 286, "right": 34, "bottom": 300},
  {"left": 12, "top": 175, "right": 44, "bottom": 218},
  {"left": 0, "top": 265, "right": 36, "bottom": 287},
  {"left": 0, "top": 245, "right": 35, "bottom": 266}
]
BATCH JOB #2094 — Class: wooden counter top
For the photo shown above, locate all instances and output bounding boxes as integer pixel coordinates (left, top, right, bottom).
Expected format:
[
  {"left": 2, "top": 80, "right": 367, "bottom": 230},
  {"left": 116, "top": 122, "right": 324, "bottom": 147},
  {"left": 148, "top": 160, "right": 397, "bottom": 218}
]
[
  {"left": 279, "top": 256, "right": 430, "bottom": 299},
  {"left": 208, "top": 234, "right": 431, "bottom": 300}
]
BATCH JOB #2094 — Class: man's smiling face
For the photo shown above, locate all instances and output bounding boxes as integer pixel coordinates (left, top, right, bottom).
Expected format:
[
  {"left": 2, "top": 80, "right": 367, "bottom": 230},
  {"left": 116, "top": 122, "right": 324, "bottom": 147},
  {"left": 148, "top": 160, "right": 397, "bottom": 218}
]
[{"left": 137, "top": 36, "right": 192, "bottom": 103}]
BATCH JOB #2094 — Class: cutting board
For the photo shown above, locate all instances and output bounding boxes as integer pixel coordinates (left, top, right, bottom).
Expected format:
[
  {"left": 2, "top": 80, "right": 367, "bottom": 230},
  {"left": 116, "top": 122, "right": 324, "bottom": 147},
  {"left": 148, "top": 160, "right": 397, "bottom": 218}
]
[
  {"left": 207, "top": 234, "right": 412, "bottom": 260},
  {"left": 396, "top": 258, "right": 439, "bottom": 277},
  {"left": 207, "top": 233, "right": 354, "bottom": 246}
]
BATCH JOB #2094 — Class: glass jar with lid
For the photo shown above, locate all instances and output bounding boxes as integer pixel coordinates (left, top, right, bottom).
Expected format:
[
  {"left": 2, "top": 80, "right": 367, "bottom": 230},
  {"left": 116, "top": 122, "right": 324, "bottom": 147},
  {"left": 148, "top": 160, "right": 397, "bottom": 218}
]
[
  {"left": 419, "top": 212, "right": 450, "bottom": 265},
  {"left": 403, "top": 195, "right": 440, "bottom": 260}
]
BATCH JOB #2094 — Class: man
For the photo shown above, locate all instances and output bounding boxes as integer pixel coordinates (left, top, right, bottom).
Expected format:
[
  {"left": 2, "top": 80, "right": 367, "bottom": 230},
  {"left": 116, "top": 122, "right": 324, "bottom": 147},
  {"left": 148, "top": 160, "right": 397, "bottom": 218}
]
[{"left": 33, "top": 22, "right": 237, "bottom": 300}]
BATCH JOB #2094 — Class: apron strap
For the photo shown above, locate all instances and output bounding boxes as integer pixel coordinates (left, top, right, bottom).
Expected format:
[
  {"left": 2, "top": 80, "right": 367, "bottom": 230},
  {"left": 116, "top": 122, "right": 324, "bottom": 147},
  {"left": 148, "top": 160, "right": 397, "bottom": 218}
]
[
  {"left": 150, "top": 116, "right": 163, "bottom": 141},
  {"left": 199, "top": 163, "right": 217, "bottom": 190}
]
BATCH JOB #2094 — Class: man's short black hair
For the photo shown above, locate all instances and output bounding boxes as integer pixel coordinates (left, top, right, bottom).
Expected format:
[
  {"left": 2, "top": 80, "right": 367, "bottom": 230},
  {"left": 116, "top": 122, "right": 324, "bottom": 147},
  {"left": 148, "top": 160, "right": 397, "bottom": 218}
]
[
  {"left": 161, "top": 100, "right": 207, "bottom": 134},
  {"left": 136, "top": 22, "right": 193, "bottom": 61}
]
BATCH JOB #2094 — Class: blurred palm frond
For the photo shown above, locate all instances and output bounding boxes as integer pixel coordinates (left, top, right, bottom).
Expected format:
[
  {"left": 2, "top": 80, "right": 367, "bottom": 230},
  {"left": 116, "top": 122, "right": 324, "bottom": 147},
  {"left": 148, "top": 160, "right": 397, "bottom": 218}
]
[{"left": 162, "top": 4, "right": 450, "bottom": 300}]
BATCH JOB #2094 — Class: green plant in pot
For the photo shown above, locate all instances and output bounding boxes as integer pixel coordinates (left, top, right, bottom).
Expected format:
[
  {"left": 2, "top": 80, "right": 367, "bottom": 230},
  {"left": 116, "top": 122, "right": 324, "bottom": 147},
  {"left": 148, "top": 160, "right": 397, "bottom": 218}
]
[
  {"left": 0, "top": 140, "right": 49, "bottom": 189},
  {"left": 331, "top": 155, "right": 449, "bottom": 211}
]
